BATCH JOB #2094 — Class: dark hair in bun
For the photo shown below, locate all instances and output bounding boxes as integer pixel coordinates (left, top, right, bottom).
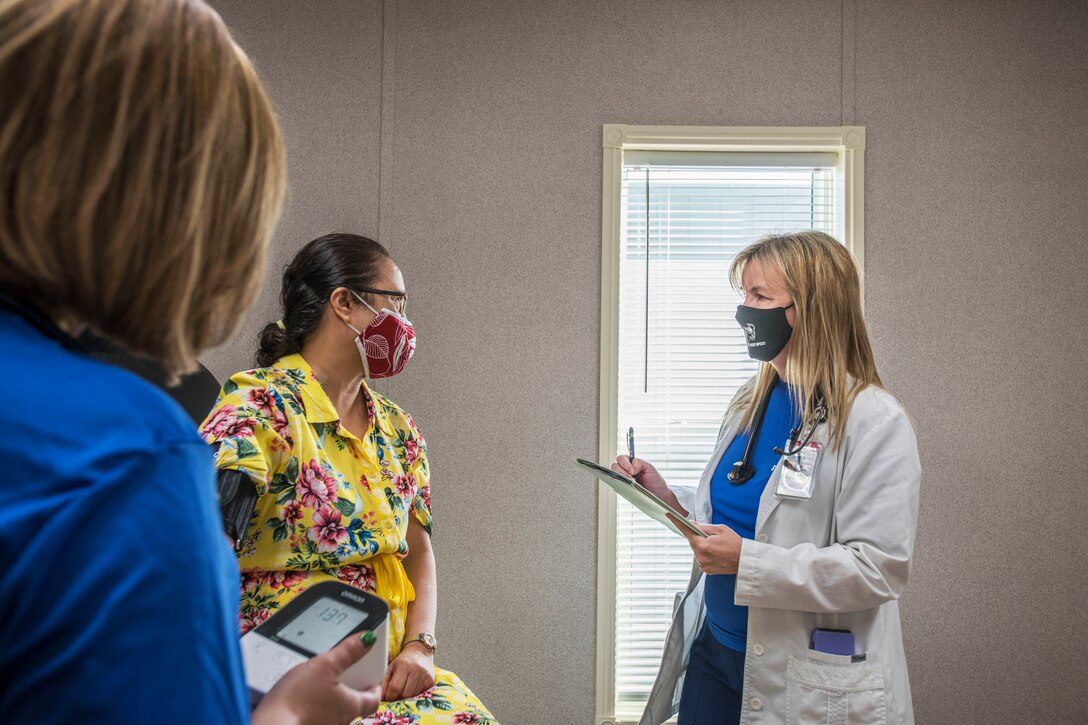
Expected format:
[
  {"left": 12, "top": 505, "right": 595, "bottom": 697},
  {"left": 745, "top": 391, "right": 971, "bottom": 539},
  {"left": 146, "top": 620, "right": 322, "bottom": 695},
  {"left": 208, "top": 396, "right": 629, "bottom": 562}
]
[{"left": 256, "top": 233, "right": 391, "bottom": 367}]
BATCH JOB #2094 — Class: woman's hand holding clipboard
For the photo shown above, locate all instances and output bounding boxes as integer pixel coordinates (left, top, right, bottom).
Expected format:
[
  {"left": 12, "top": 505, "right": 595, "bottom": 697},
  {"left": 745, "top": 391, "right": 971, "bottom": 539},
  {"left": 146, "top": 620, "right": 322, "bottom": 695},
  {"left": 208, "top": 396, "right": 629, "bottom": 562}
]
[{"left": 671, "top": 518, "right": 743, "bottom": 575}]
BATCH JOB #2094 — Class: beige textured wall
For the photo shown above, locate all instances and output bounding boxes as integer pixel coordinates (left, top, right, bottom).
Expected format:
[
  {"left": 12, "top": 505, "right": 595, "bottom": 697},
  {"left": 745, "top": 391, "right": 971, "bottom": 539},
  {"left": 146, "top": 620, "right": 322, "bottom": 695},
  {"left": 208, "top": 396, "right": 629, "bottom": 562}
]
[
  {"left": 857, "top": 2, "right": 1088, "bottom": 722},
  {"left": 206, "top": 1, "right": 1088, "bottom": 723},
  {"left": 204, "top": 0, "right": 385, "bottom": 378}
]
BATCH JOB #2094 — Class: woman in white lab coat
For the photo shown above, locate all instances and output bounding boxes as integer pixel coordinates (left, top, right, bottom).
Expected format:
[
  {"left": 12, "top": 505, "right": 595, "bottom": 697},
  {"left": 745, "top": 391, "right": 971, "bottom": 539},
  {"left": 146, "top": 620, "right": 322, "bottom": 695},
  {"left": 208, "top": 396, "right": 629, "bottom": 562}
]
[{"left": 614, "top": 231, "right": 921, "bottom": 725}]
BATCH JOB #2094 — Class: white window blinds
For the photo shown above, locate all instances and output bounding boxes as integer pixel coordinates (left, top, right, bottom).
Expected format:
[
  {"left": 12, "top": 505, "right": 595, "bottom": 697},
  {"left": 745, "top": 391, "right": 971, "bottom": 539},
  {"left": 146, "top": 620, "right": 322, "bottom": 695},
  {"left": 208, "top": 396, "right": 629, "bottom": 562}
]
[{"left": 613, "top": 152, "right": 838, "bottom": 717}]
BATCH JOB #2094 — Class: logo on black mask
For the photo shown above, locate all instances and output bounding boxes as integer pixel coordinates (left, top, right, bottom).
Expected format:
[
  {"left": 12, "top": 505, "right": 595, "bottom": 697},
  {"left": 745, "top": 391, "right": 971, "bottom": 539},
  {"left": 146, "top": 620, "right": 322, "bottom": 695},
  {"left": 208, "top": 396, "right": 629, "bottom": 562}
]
[{"left": 735, "top": 304, "right": 794, "bottom": 362}]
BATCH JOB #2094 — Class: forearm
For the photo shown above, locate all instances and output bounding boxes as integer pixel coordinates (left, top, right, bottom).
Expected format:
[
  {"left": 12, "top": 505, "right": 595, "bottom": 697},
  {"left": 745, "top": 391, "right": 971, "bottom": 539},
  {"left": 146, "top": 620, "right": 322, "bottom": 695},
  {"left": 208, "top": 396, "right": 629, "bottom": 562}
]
[
  {"left": 734, "top": 538, "right": 911, "bottom": 613},
  {"left": 664, "top": 485, "right": 691, "bottom": 518},
  {"left": 402, "top": 519, "right": 437, "bottom": 640}
]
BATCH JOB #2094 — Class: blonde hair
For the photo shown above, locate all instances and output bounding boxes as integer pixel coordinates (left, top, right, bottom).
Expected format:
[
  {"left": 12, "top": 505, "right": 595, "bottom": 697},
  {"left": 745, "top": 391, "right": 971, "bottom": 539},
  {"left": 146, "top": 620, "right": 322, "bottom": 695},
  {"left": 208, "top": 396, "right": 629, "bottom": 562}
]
[
  {"left": 727, "top": 231, "right": 883, "bottom": 449},
  {"left": 0, "top": 0, "right": 286, "bottom": 379}
]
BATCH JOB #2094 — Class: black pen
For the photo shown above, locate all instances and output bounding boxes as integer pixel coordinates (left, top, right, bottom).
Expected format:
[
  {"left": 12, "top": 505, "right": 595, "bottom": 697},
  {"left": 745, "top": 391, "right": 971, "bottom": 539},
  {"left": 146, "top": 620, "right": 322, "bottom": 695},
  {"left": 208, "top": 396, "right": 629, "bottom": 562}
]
[{"left": 627, "top": 427, "right": 635, "bottom": 463}]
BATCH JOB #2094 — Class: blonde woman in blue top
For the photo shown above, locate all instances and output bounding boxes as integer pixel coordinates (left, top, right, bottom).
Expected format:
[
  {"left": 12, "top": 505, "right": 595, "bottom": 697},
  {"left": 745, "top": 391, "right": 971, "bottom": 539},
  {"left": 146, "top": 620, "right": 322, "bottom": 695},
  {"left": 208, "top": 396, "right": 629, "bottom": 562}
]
[{"left": 617, "top": 232, "right": 921, "bottom": 725}]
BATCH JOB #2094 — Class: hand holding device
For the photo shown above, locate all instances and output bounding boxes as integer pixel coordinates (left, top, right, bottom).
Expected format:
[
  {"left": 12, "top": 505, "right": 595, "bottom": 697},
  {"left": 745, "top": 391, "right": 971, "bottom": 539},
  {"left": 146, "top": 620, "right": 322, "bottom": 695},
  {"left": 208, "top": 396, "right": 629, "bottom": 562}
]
[
  {"left": 252, "top": 632, "right": 381, "bottom": 725},
  {"left": 242, "top": 581, "right": 390, "bottom": 708}
]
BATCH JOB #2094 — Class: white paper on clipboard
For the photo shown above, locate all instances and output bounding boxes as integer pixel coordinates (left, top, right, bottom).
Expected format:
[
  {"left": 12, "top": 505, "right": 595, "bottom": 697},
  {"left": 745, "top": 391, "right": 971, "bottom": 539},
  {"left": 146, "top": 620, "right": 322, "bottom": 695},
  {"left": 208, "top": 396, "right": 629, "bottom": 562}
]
[{"left": 574, "top": 458, "right": 708, "bottom": 539}]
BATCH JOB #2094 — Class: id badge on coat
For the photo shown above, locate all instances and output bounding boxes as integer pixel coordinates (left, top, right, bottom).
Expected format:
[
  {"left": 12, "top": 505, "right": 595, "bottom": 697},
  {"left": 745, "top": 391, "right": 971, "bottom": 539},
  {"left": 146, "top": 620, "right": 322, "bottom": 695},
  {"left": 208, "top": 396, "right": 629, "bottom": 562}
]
[{"left": 776, "top": 440, "right": 824, "bottom": 499}]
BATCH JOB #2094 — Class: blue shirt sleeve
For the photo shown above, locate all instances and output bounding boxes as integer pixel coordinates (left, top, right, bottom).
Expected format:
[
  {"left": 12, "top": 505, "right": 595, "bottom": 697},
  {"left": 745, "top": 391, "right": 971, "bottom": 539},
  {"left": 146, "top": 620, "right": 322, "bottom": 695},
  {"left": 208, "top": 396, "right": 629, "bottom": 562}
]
[{"left": 0, "top": 441, "right": 249, "bottom": 725}]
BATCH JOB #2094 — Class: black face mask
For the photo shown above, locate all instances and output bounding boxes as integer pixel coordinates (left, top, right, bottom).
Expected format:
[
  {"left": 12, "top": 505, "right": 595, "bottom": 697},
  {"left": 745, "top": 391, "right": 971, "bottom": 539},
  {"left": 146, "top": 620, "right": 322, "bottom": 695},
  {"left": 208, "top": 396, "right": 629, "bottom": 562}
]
[{"left": 735, "top": 303, "right": 794, "bottom": 362}]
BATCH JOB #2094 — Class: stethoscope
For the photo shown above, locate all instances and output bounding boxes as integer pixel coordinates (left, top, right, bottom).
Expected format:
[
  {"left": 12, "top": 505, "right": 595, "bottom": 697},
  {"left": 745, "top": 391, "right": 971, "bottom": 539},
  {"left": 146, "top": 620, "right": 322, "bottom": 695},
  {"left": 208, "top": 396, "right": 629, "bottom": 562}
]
[{"left": 727, "top": 373, "right": 828, "bottom": 485}]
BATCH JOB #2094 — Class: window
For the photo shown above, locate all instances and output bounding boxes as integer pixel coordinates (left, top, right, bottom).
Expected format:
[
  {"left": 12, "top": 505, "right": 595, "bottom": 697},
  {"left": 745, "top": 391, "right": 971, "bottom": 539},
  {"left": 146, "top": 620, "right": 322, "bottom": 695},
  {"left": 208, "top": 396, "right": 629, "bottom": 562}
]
[{"left": 595, "top": 126, "right": 864, "bottom": 724}]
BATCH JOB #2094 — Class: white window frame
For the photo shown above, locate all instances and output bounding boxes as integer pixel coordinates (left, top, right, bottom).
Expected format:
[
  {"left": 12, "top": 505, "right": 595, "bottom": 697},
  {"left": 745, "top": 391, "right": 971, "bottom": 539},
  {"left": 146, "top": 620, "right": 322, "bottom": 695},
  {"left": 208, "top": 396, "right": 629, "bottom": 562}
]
[{"left": 595, "top": 124, "right": 866, "bottom": 725}]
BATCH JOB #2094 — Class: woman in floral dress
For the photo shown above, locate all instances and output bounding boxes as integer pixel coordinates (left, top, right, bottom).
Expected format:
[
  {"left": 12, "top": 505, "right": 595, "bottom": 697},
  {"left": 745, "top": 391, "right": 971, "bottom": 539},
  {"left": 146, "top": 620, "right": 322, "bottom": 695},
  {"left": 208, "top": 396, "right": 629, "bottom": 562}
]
[{"left": 203, "top": 233, "right": 495, "bottom": 725}]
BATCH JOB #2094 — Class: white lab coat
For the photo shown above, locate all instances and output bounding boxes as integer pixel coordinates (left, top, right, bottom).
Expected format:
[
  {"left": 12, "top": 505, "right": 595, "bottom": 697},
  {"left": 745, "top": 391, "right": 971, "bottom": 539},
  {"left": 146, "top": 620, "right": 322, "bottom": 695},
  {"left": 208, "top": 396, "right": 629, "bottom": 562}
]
[{"left": 639, "top": 380, "right": 921, "bottom": 725}]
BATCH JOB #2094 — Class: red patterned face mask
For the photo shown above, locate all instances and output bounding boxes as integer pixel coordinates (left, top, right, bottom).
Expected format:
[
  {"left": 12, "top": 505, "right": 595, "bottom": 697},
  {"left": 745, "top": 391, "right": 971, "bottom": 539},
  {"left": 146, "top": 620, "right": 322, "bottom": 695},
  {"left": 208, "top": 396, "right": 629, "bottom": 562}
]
[{"left": 347, "top": 294, "right": 416, "bottom": 378}]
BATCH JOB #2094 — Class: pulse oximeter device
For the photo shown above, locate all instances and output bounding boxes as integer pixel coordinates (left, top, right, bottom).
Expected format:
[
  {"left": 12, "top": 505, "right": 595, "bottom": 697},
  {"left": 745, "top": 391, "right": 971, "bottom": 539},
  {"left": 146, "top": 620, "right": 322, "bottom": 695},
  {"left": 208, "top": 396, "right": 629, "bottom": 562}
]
[{"left": 240, "top": 581, "right": 389, "bottom": 706}]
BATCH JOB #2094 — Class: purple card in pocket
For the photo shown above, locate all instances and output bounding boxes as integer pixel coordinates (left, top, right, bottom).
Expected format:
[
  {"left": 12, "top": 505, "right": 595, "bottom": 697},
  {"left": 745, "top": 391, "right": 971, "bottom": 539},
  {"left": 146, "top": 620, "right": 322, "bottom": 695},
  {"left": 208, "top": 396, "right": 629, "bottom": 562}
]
[{"left": 810, "top": 628, "right": 855, "bottom": 656}]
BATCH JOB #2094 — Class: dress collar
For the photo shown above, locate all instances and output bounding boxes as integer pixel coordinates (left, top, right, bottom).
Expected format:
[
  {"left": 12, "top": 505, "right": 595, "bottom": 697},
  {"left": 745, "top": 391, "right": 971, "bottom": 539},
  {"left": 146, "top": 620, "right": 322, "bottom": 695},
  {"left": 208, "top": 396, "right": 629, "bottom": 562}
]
[{"left": 273, "top": 353, "right": 375, "bottom": 435}]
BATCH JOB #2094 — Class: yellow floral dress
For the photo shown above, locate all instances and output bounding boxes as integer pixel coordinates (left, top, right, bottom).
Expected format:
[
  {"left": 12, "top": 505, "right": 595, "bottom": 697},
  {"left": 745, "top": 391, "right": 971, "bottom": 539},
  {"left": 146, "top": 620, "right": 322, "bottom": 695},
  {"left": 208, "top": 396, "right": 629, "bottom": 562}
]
[{"left": 202, "top": 353, "right": 495, "bottom": 724}]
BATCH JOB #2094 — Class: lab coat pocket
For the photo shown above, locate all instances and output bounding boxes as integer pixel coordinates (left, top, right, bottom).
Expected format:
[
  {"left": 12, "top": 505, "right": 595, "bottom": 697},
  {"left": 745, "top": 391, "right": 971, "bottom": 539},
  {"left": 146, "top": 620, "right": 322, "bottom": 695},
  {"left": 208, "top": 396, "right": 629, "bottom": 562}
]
[{"left": 786, "top": 652, "right": 886, "bottom": 725}]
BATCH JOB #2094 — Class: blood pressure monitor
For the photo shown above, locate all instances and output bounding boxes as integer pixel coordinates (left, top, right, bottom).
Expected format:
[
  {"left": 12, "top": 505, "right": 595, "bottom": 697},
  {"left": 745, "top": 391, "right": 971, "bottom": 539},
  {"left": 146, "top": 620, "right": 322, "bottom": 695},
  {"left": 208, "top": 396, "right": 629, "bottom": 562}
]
[{"left": 241, "top": 581, "right": 389, "bottom": 706}]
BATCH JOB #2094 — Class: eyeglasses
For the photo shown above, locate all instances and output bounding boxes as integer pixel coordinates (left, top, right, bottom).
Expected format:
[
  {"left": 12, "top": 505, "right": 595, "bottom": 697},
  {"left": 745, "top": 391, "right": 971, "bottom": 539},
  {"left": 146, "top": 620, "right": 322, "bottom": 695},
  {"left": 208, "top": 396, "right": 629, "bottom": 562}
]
[{"left": 357, "top": 287, "right": 408, "bottom": 315}]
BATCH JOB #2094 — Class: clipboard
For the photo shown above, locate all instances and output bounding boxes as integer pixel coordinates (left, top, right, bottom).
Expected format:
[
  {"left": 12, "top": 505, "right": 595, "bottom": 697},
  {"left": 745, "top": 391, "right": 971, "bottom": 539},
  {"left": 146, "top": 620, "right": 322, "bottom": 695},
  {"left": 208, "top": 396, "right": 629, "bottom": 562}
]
[{"left": 574, "top": 458, "right": 708, "bottom": 539}]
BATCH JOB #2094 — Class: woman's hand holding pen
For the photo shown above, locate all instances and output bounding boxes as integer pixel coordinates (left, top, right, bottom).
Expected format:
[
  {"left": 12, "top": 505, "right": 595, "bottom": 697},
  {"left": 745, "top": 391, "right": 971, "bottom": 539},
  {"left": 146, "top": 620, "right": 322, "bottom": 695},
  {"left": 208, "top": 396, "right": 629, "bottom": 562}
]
[
  {"left": 612, "top": 456, "right": 688, "bottom": 517},
  {"left": 612, "top": 452, "right": 741, "bottom": 573}
]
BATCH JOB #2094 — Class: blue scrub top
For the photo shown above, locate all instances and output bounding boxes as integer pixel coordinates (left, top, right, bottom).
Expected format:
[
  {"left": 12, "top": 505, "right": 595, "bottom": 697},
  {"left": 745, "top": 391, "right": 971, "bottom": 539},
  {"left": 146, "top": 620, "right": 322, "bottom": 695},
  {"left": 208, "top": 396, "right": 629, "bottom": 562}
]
[
  {"left": 704, "top": 378, "right": 800, "bottom": 652},
  {"left": 0, "top": 307, "right": 248, "bottom": 724}
]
